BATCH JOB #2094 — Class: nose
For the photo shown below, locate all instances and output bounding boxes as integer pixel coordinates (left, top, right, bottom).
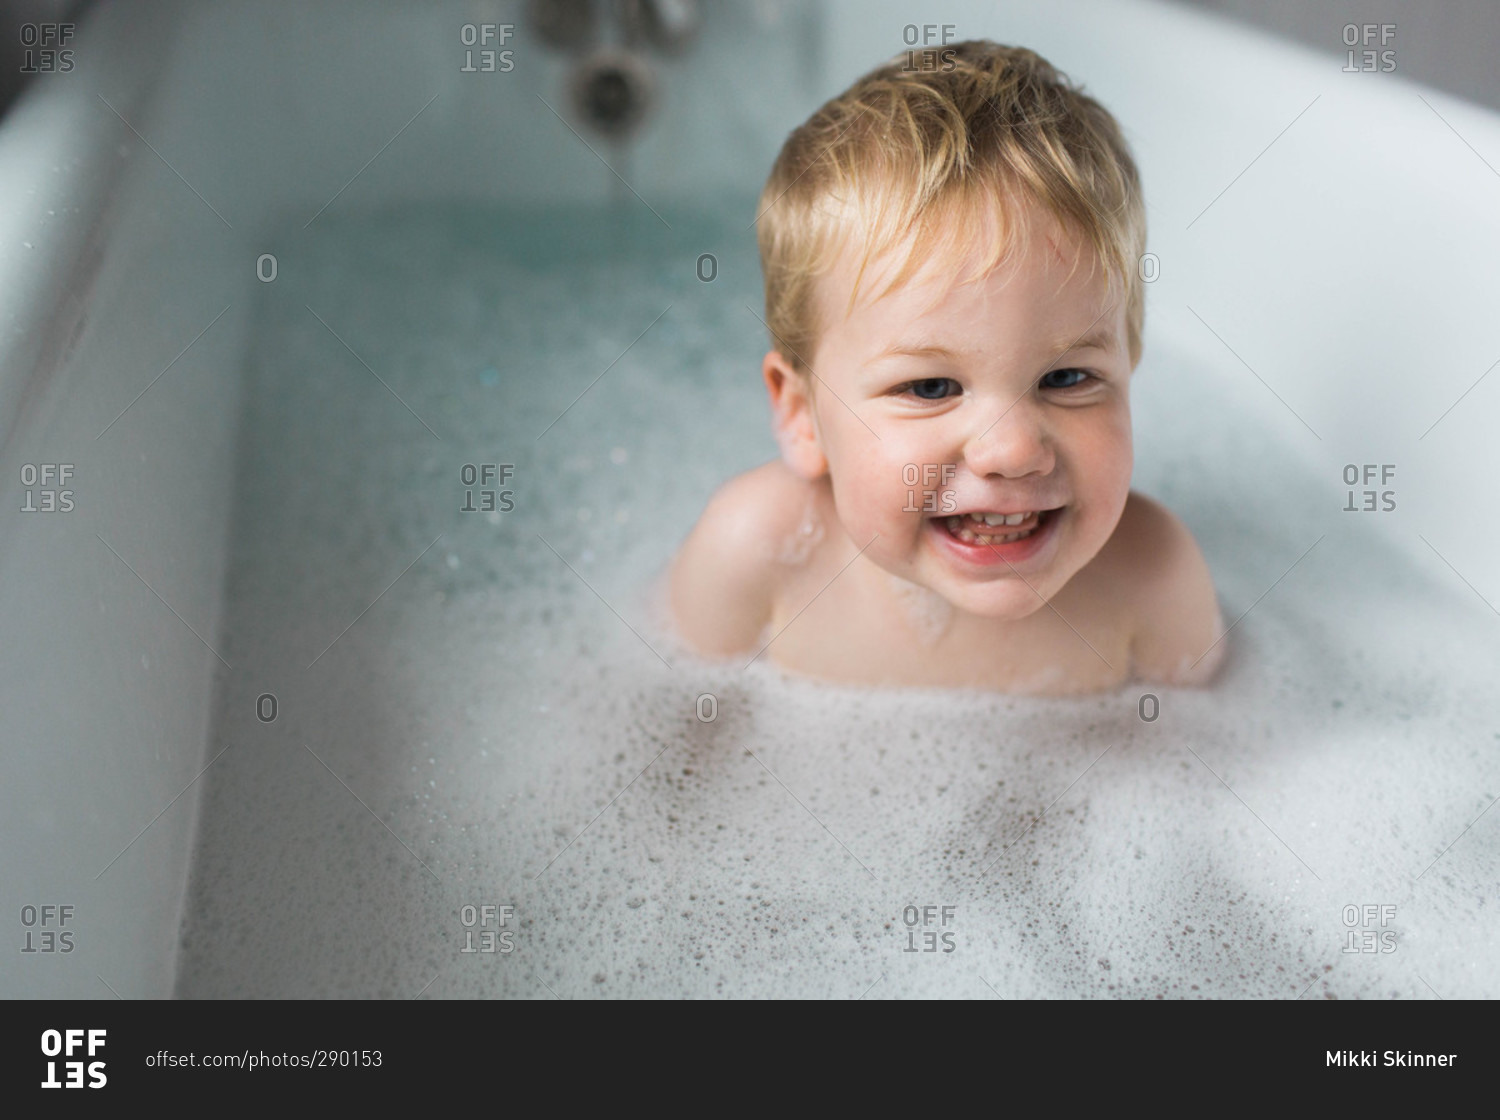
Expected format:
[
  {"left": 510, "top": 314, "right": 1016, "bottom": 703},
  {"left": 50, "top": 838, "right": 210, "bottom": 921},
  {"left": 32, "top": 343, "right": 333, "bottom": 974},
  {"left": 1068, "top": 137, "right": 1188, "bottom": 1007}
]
[{"left": 961, "top": 399, "right": 1055, "bottom": 479}]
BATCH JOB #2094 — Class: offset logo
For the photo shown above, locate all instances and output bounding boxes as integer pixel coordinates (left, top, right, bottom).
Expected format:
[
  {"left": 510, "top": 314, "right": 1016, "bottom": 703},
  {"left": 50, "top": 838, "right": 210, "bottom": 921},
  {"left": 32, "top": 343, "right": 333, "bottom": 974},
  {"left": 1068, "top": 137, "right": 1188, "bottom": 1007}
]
[
  {"left": 40, "top": 1029, "right": 106, "bottom": 1089},
  {"left": 459, "top": 903, "right": 516, "bottom": 954},
  {"left": 902, "top": 463, "right": 957, "bottom": 514},
  {"left": 19, "top": 464, "right": 75, "bottom": 512},
  {"left": 460, "top": 464, "right": 515, "bottom": 514},
  {"left": 901, "top": 24, "right": 957, "bottom": 73},
  {"left": 901, "top": 904, "right": 957, "bottom": 953},
  {"left": 1342, "top": 24, "right": 1396, "bottom": 72},
  {"left": 458, "top": 23, "right": 515, "bottom": 73},
  {"left": 1342, "top": 903, "right": 1398, "bottom": 954},
  {"left": 20, "top": 903, "right": 76, "bottom": 953},
  {"left": 1343, "top": 464, "right": 1395, "bottom": 512},
  {"left": 18, "top": 23, "right": 75, "bottom": 73}
]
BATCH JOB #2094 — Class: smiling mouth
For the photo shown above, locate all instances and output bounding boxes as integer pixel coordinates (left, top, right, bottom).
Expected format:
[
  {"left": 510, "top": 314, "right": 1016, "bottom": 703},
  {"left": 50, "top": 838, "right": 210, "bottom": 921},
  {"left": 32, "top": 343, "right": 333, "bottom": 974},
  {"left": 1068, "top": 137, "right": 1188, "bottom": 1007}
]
[{"left": 938, "top": 509, "right": 1058, "bottom": 546}]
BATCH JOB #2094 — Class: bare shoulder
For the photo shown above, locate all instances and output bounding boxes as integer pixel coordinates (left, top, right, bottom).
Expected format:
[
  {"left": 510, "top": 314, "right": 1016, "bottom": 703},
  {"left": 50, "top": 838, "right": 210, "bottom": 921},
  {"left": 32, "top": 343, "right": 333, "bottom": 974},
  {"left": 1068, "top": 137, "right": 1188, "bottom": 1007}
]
[
  {"left": 1100, "top": 491, "right": 1226, "bottom": 686},
  {"left": 669, "top": 461, "right": 816, "bottom": 656}
]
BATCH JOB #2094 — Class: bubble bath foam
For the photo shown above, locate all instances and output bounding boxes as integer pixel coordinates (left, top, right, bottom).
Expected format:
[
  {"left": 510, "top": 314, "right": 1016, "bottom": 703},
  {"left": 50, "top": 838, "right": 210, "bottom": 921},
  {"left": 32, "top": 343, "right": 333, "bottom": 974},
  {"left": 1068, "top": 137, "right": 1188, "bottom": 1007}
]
[{"left": 172, "top": 204, "right": 1500, "bottom": 999}]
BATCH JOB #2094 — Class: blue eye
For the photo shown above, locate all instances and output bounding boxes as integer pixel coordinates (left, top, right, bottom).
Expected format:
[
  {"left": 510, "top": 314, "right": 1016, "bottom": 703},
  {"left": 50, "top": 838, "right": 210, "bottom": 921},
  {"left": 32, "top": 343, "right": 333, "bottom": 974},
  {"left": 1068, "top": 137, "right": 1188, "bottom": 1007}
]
[
  {"left": 907, "top": 378, "right": 959, "bottom": 400},
  {"left": 1040, "top": 368, "right": 1091, "bottom": 390}
]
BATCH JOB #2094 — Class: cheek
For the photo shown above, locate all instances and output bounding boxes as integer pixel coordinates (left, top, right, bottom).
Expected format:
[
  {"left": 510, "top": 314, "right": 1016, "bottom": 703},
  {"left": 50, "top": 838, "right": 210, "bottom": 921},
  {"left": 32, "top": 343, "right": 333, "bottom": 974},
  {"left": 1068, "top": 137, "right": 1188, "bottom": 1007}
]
[
  {"left": 1067, "top": 402, "right": 1131, "bottom": 467},
  {"left": 1110, "top": 415, "right": 1134, "bottom": 495},
  {"left": 825, "top": 426, "right": 927, "bottom": 531},
  {"left": 1073, "top": 412, "right": 1134, "bottom": 516}
]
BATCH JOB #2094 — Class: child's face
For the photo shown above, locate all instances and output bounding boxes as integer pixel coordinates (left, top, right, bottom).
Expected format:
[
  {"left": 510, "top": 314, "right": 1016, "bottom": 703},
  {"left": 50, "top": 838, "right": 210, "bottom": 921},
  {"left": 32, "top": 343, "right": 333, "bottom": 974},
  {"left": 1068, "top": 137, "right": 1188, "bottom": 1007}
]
[{"left": 787, "top": 205, "right": 1134, "bottom": 620}]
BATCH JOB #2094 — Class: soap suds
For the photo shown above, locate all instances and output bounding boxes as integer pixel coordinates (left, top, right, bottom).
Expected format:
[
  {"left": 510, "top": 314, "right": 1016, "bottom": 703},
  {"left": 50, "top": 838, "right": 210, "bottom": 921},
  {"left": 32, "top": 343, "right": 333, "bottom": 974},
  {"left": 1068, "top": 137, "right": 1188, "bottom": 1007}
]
[
  {"left": 885, "top": 571, "right": 954, "bottom": 646},
  {"left": 172, "top": 205, "right": 1500, "bottom": 1000},
  {"left": 775, "top": 494, "right": 825, "bottom": 566}
]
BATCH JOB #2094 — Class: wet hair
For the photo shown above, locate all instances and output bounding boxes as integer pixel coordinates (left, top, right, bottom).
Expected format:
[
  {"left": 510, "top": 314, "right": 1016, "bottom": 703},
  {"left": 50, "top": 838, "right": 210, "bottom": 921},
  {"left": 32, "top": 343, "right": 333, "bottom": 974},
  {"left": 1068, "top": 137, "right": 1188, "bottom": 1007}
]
[{"left": 756, "top": 40, "right": 1147, "bottom": 371}]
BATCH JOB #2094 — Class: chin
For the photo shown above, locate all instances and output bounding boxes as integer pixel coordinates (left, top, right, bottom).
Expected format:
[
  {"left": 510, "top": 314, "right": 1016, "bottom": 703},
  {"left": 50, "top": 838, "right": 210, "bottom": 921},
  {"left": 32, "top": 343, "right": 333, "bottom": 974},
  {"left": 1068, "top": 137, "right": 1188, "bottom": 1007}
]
[{"left": 941, "top": 581, "right": 1056, "bottom": 621}]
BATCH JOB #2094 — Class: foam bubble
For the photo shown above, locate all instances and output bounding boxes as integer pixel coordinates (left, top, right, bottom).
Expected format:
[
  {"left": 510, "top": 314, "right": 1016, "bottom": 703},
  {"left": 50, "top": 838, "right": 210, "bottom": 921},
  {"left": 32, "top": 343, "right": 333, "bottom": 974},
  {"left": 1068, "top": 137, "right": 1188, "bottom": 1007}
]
[
  {"left": 173, "top": 205, "right": 1500, "bottom": 1000},
  {"left": 775, "top": 494, "right": 825, "bottom": 566},
  {"left": 884, "top": 571, "right": 954, "bottom": 645}
]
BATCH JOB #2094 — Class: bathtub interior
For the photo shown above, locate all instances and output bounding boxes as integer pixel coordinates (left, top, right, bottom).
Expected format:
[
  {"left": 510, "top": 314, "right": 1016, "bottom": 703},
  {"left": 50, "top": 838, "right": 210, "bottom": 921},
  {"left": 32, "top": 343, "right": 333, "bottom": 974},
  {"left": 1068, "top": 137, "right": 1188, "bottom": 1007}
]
[{"left": 3, "top": 0, "right": 1499, "bottom": 999}]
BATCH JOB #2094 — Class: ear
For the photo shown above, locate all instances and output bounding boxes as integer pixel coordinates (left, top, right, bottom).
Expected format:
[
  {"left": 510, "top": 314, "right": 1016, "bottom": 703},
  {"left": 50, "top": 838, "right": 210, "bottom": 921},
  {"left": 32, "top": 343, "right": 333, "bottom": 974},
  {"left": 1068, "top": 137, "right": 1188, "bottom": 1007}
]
[{"left": 762, "top": 349, "right": 828, "bottom": 480}]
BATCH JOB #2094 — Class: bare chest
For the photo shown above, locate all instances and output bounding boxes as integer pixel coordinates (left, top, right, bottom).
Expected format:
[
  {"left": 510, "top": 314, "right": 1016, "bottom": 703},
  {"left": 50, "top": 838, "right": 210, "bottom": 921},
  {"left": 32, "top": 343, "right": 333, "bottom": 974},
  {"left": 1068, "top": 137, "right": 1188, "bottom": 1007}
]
[{"left": 762, "top": 561, "right": 1133, "bottom": 695}]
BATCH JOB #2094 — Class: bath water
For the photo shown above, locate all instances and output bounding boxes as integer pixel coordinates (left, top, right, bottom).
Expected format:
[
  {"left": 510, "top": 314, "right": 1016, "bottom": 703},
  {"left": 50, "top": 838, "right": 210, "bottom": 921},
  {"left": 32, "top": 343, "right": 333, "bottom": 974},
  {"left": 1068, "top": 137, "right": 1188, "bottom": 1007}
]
[{"left": 173, "top": 201, "right": 1500, "bottom": 998}]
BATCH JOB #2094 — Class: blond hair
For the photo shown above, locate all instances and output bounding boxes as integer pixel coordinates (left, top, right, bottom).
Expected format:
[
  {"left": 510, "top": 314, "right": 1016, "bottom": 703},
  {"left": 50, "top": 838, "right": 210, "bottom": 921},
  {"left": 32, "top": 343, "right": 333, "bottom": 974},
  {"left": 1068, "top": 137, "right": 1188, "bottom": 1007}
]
[{"left": 756, "top": 40, "right": 1147, "bottom": 371}]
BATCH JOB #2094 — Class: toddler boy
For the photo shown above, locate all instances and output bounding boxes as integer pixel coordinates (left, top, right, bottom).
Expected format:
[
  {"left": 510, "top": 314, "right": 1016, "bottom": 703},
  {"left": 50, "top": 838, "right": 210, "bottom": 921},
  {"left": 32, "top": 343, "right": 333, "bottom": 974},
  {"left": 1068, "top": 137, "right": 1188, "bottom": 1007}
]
[{"left": 670, "top": 41, "right": 1223, "bottom": 694}]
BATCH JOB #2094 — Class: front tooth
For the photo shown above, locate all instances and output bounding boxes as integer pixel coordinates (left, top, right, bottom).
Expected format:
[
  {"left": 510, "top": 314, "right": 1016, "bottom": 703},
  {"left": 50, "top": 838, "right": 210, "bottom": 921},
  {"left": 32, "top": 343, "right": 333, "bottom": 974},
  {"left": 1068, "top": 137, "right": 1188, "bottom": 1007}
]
[
  {"left": 1005, "top": 512, "right": 1028, "bottom": 526},
  {"left": 982, "top": 513, "right": 1005, "bottom": 526}
]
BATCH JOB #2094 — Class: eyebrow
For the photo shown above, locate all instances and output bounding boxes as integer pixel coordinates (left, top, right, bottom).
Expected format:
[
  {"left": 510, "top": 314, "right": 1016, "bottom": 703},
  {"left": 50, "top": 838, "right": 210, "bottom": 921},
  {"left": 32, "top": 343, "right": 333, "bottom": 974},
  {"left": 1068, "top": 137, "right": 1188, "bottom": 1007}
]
[
  {"left": 868, "top": 344, "right": 962, "bottom": 364},
  {"left": 867, "top": 324, "right": 1120, "bottom": 367},
  {"left": 1051, "top": 325, "right": 1119, "bottom": 355}
]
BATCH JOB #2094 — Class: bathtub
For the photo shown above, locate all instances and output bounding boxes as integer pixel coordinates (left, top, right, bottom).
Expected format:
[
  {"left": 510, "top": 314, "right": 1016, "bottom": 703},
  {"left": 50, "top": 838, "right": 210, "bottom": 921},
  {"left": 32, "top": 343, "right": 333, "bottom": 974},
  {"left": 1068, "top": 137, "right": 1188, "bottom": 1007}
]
[{"left": 3, "top": 0, "right": 1497, "bottom": 1000}]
